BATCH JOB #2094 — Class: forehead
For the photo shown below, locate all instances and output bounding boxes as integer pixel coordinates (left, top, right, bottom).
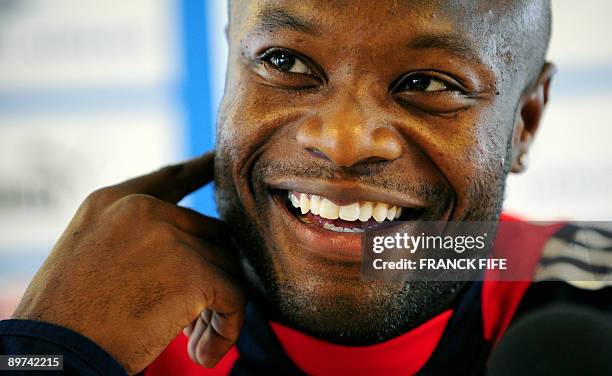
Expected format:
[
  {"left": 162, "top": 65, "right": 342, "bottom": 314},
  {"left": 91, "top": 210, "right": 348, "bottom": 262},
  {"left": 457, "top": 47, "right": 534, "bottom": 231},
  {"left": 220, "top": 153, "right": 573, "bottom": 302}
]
[
  {"left": 236, "top": 0, "right": 486, "bottom": 25},
  {"left": 232, "top": 0, "right": 512, "bottom": 73},
  {"left": 238, "top": 1, "right": 479, "bottom": 36}
]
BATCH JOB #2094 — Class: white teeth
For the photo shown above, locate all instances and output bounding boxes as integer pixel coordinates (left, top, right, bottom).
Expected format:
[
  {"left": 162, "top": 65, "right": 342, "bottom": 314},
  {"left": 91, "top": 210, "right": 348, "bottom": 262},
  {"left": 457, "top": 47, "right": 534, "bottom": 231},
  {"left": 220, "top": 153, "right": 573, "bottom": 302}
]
[
  {"left": 339, "top": 202, "right": 360, "bottom": 221},
  {"left": 323, "top": 223, "right": 335, "bottom": 231},
  {"left": 323, "top": 222, "right": 364, "bottom": 233},
  {"left": 319, "top": 198, "right": 340, "bottom": 220},
  {"left": 359, "top": 201, "right": 373, "bottom": 222},
  {"left": 299, "top": 193, "right": 310, "bottom": 215},
  {"left": 290, "top": 191, "right": 300, "bottom": 208},
  {"left": 310, "top": 195, "right": 320, "bottom": 215},
  {"left": 373, "top": 203, "right": 388, "bottom": 222},
  {"left": 288, "top": 191, "right": 405, "bottom": 224}
]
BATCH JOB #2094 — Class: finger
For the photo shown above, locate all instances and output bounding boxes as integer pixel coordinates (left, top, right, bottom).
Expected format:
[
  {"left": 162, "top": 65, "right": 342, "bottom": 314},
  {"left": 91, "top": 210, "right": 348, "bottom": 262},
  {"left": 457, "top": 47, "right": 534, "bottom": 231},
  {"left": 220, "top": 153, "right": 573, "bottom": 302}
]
[
  {"left": 183, "top": 320, "right": 195, "bottom": 337},
  {"left": 186, "top": 310, "right": 211, "bottom": 358},
  {"left": 194, "top": 269, "right": 246, "bottom": 353},
  {"left": 190, "top": 260, "right": 246, "bottom": 322},
  {"left": 202, "top": 309, "right": 213, "bottom": 325},
  {"left": 187, "top": 315, "right": 208, "bottom": 363},
  {"left": 165, "top": 204, "right": 232, "bottom": 247},
  {"left": 108, "top": 195, "right": 231, "bottom": 246},
  {"left": 110, "top": 151, "right": 214, "bottom": 203},
  {"left": 183, "top": 249, "right": 245, "bottom": 366},
  {"left": 195, "top": 310, "right": 243, "bottom": 368}
]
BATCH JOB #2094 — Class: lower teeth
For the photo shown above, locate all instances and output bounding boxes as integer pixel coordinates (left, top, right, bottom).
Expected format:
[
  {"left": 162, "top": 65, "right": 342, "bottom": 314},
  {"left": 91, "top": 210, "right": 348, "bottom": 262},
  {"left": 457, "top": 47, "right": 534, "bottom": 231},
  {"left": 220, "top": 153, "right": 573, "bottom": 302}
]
[
  {"left": 323, "top": 222, "right": 364, "bottom": 233},
  {"left": 299, "top": 214, "right": 363, "bottom": 233}
]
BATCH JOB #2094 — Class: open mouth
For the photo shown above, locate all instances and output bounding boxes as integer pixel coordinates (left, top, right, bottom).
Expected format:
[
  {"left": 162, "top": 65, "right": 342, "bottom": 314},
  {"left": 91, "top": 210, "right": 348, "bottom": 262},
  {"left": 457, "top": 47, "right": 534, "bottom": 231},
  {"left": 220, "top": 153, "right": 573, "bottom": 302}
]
[{"left": 273, "top": 189, "right": 423, "bottom": 234}]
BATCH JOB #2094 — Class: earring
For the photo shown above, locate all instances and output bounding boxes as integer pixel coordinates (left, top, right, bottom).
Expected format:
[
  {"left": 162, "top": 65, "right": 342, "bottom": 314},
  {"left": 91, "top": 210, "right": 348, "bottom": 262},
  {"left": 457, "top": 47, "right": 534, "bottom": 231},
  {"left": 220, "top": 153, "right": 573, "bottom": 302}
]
[{"left": 518, "top": 153, "right": 529, "bottom": 169}]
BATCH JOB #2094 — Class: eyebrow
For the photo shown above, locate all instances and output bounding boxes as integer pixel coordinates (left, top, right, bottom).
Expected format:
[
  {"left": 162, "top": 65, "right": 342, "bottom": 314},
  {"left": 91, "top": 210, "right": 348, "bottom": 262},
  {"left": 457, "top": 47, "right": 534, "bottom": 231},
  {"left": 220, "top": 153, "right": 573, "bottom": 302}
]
[
  {"left": 407, "top": 34, "right": 483, "bottom": 64},
  {"left": 254, "top": 7, "right": 319, "bottom": 35}
]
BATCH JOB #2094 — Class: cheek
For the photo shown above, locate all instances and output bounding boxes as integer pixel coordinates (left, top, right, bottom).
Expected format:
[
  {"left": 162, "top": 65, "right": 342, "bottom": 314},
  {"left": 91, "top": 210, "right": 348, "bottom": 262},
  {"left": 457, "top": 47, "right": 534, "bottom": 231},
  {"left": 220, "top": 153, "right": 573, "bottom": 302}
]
[
  {"left": 216, "top": 89, "right": 251, "bottom": 161},
  {"left": 218, "top": 86, "right": 320, "bottom": 192},
  {"left": 215, "top": 82, "right": 305, "bottom": 227},
  {"left": 410, "top": 109, "right": 511, "bottom": 217},
  {"left": 218, "top": 82, "right": 289, "bottom": 158},
  {"left": 446, "top": 122, "right": 504, "bottom": 175}
]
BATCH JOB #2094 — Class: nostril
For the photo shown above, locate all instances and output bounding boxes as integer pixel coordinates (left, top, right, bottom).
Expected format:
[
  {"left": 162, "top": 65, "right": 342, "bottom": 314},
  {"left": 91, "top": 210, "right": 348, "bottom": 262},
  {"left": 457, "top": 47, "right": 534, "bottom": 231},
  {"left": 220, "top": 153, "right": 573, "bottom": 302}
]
[
  {"left": 354, "top": 156, "right": 389, "bottom": 166},
  {"left": 305, "top": 148, "right": 396, "bottom": 167}
]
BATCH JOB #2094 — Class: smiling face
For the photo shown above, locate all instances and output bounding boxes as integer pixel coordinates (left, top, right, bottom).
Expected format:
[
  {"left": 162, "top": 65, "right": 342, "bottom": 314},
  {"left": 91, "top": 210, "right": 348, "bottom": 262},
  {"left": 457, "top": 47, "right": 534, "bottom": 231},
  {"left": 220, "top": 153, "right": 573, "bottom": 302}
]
[{"left": 215, "top": 0, "right": 553, "bottom": 343}]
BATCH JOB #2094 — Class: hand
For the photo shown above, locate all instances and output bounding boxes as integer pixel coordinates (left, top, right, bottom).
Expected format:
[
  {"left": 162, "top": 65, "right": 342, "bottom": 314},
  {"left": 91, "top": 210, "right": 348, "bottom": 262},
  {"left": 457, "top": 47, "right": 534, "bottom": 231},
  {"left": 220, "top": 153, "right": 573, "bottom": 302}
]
[{"left": 12, "top": 152, "right": 246, "bottom": 374}]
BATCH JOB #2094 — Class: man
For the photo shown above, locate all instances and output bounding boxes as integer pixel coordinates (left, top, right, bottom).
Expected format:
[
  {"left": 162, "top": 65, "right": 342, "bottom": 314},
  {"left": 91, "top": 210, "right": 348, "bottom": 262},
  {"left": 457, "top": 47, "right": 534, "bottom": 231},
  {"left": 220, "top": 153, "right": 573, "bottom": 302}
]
[{"left": 1, "top": 1, "right": 611, "bottom": 375}]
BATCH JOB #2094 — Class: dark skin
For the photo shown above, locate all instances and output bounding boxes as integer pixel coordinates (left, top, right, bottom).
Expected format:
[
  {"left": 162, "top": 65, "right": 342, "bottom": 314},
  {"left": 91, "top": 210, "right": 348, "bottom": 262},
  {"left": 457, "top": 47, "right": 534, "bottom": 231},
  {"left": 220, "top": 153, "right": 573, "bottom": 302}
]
[
  {"left": 12, "top": 0, "right": 554, "bottom": 373},
  {"left": 215, "top": 0, "right": 554, "bottom": 342}
]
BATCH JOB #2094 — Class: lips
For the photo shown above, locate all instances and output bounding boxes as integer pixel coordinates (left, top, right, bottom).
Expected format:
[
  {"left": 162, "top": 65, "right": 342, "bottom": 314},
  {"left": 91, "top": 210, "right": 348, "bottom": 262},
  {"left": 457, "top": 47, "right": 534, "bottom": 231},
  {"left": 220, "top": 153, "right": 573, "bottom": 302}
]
[{"left": 264, "top": 176, "right": 428, "bottom": 261}]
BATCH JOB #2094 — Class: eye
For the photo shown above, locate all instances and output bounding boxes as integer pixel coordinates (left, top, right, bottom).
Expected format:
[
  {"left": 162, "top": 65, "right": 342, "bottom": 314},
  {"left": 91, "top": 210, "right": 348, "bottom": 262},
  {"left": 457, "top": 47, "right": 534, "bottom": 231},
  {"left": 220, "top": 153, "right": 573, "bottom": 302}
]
[
  {"left": 403, "top": 76, "right": 447, "bottom": 92},
  {"left": 261, "top": 49, "right": 313, "bottom": 75},
  {"left": 393, "top": 72, "right": 465, "bottom": 93},
  {"left": 391, "top": 72, "right": 472, "bottom": 114}
]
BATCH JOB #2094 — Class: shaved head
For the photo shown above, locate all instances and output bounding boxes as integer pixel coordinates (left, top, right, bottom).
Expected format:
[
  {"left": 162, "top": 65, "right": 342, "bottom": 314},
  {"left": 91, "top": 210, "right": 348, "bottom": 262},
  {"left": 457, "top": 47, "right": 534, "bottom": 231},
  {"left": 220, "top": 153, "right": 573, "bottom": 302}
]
[{"left": 468, "top": 0, "right": 552, "bottom": 92}]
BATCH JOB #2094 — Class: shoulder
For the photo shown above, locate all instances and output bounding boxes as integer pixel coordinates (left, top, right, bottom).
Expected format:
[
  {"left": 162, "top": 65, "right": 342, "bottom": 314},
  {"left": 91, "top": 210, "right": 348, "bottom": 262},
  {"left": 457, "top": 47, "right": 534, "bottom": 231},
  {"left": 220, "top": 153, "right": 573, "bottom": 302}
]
[
  {"left": 514, "top": 222, "right": 612, "bottom": 317},
  {"left": 483, "top": 219, "right": 612, "bottom": 342},
  {"left": 535, "top": 222, "right": 612, "bottom": 291}
]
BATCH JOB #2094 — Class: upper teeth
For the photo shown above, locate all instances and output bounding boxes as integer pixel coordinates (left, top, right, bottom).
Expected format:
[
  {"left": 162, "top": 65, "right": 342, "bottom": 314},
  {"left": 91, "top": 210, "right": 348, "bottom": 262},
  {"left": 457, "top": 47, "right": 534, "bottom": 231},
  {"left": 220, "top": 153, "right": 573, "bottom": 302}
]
[{"left": 289, "top": 191, "right": 402, "bottom": 222}]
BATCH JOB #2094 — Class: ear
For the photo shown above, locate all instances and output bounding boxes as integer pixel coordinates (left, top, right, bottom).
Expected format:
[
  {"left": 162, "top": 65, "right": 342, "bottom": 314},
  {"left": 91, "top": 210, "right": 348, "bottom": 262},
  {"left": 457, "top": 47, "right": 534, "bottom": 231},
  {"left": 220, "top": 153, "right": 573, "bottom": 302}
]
[{"left": 510, "top": 62, "right": 557, "bottom": 173}]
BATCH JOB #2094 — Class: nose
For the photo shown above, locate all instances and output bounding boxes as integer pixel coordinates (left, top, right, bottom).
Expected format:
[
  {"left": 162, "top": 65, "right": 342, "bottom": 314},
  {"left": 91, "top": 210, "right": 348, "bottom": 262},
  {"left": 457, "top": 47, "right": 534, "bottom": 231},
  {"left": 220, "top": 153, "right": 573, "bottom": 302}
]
[{"left": 296, "top": 98, "right": 402, "bottom": 167}]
